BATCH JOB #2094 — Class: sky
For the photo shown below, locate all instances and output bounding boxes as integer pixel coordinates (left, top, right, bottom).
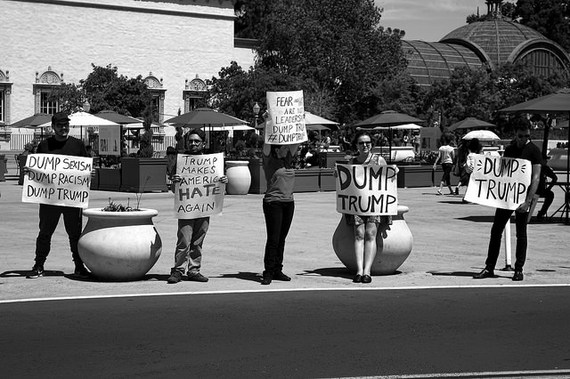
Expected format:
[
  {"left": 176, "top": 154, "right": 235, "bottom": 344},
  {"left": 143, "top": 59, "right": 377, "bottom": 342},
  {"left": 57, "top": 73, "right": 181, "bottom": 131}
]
[{"left": 376, "top": 0, "right": 490, "bottom": 41}]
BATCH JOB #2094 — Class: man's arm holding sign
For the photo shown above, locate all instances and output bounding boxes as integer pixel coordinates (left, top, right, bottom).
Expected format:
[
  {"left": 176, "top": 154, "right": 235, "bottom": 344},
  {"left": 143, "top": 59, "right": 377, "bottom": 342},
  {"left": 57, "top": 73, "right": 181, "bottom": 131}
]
[{"left": 518, "top": 163, "right": 541, "bottom": 214}]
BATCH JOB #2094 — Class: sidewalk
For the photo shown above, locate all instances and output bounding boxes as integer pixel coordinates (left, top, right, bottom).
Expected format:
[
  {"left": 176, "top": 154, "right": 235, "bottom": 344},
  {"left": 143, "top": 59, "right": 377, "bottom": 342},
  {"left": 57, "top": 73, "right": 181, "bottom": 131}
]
[{"left": 1, "top": 178, "right": 569, "bottom": 301}]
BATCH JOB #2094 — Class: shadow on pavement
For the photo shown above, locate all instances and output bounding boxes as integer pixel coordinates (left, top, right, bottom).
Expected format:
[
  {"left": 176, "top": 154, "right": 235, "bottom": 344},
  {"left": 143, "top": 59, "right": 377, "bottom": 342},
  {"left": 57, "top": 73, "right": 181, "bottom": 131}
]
[
  {"left": 0, "top": 269, "right": 65, "bottom": 278},
  {"left": 218, "top": 271, "right": 261, "bottom": 283},
  {"left": 456, "top": 215, "right": 495, "bottom": 223}
]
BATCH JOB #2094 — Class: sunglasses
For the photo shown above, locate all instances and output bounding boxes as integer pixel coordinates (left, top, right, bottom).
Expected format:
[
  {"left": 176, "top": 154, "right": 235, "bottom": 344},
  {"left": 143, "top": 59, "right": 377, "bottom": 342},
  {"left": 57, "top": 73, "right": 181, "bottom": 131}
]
[{"left": 187, "top": 139, "right": 203, "bottom": 144}]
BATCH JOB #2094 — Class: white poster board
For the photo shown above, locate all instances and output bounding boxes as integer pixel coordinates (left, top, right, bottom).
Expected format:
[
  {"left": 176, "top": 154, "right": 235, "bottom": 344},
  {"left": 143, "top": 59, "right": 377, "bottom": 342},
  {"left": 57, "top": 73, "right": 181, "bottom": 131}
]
[
  {"left": 336, "top": 164, "right": 398, "bottom": 216},
  {"left": 22, "top": 154, "right": 93, "bottom": 208},
  {"left": 264, "top": 90, "right": 308, "bottom": 145},
  {"left": 464, "top": 154, "right": 532, "bottom": 210},
  {"left": 99, "top": 125, "right": 121, "bottom": 156},
  {"left": 174, "top": 153, "right": 225, "bottom": 219}
]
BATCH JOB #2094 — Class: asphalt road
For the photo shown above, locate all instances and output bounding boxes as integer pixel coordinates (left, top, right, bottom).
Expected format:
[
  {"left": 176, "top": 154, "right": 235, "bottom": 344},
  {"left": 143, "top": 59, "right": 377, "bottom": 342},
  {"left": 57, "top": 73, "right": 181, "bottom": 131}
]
[{"left": 2, "top": 286, "right": 570, "bottom": 378}]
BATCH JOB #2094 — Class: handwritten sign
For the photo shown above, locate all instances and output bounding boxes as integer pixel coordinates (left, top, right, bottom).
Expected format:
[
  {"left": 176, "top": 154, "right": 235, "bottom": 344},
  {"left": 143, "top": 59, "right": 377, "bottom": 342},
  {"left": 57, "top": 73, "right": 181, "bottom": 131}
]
[
  {"left": 22, "top": 154, "right": 93, "bottom": 208},
  {"left": 99, "top": 125, "right": 121, "bottom": 156},
  {"left": 175, "top": 153, "right": 225, "bottom": 219},
  {"left": 336, "top": 163, "right": 398, "bottom": 216},
  {"left": 264, "top": 90, "right": 308, "bottom": 145},
  {"left": 464, "top": 154, "right": 532, "bottom": 210}
]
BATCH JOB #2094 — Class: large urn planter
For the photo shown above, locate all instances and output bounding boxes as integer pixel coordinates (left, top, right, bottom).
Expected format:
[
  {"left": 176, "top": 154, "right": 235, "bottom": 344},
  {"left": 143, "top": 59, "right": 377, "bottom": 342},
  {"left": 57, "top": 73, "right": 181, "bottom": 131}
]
[
  {"left": 225, "top": 160, "right": 251, "bottom": 195},
  {"left": 332, "top": 205, "right": 413, "bottom": 275},
  {"left": 78, "top": 208, "right": 162, "bottom": 281}
]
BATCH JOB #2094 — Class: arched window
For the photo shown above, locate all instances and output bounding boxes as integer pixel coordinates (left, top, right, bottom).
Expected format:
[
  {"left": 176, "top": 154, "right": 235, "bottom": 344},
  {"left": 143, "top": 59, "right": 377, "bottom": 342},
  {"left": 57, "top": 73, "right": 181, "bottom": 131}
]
[
  {"left": 33, "top": 67, "right": 63, "bottom": 115},
  {"left": 183, "top": 75, "right": 207, "bottom": 112},
  {"left": 143, "top": 72, "right": 166, "bottom": 123}
]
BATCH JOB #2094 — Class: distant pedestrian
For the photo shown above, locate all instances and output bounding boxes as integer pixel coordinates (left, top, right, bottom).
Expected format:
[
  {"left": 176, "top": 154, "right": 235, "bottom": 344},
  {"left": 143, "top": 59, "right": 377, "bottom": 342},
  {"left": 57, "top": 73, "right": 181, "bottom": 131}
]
[
  {"left": 433, "top": 134, "right": 455, "bottom": 195},
  {"left": 535, "top": 162, "right": 558, "bottom": 221},
  {"left": 454, "top": 138, "right": 482, "bottom": 196}
]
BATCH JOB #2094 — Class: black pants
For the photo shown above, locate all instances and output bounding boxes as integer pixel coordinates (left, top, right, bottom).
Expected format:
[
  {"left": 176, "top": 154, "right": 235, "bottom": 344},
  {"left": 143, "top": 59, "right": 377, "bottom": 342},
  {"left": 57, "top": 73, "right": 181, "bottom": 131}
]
[
  {"left": 485, "top": 208, "right": 528, "bottom": 272},
  {"left": 35, "top": 204, "right": 84, "bottom": 266},
  {"left": 263, "top": 201, "right": 295, "bottom": 274},
  {"left": 537, "top": 189, "right": 555, "bottom": 216}
]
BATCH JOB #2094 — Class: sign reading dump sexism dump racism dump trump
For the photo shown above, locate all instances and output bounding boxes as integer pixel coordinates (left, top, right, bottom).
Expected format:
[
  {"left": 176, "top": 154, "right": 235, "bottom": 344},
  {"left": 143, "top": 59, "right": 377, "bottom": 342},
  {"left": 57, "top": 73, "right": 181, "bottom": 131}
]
[
  {"left": 175, "top": 153, "right": 225, "bottom": 219},
  {"left": 264, "top": 90, "right": 308, "bottom": 145},
  {"left": 336, "top": 163, "right": 399, "bottom": 216},
  {"left": 464, "top": 154, "right": 532, "bottom": 210},
  {"left": 22, "top": 154, "right": 93, "bottom": 208}
]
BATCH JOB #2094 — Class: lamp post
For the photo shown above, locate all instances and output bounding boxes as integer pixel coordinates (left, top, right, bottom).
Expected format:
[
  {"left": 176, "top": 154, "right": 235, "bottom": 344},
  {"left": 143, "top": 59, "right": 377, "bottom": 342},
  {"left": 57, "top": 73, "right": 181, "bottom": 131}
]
[{"left": 253, "top": 102, "right": 260, "bottom": 129}]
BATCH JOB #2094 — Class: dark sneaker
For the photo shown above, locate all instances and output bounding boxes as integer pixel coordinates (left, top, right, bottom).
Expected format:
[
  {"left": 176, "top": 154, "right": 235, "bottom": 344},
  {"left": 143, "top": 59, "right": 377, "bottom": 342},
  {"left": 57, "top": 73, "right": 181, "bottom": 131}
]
[
  {"left": 26, "top": 265, "right": 44, "bottom": 279},
  {"left": 261, "top": 271, "right": 273, "bottom": 285},
  {"left": 273, "top": 272, "right": 291, "bottom": 281},
  {"left": 187, "top": 272, "right": 209, "bottom": 282},
  {"left": 74, "top": 265, "right": 91, "bottom": 279},
  {"left": 473, "top": 268, "right": 495, "bottom": 279},
  {"left": 167, "top": 271, "right": 183, "bottom": 284},
  {"left": 512, "top": 271, "right": 524, "bottom": 281}
]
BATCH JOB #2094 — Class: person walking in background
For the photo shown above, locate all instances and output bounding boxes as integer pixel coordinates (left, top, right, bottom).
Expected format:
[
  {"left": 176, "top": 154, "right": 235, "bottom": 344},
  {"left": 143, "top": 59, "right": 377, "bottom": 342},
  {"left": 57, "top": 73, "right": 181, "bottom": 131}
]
[
  {"left": 261, "top": 143, "right": 299, "bottom": 285},
  {"left": 454, "top": 138, "right": 482, "bottom": 196},
  {"left": 473, "top": 118, "right": 543, "bottom": 282},
  {"left": 433, "top": 134, "right": 455, "bottom": 195},
  {"left": 26, "top": 112, "right": 91, "bottom": 279},
  {"left": 166, "top": 128, "right": 228, "bottom": 284},
  {"left": 340, "top": 131, "right": 392, "bottom": 284},
  {"left": 535, "top": 161, "right": 558, "bottom": 221}
]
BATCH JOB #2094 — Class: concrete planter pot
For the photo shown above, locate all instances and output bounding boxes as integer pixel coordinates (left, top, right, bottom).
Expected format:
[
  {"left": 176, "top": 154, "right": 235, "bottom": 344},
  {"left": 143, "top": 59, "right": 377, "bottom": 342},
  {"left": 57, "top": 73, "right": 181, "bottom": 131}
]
[
  {"left": 78, "top": 208, "right": 162, "bottom": 281},
  {"left": 225, "top": 160, "right": 251, "bottom": 195},
  {"left": 332, "top": 205, "right": 413, "bottom": 275}
]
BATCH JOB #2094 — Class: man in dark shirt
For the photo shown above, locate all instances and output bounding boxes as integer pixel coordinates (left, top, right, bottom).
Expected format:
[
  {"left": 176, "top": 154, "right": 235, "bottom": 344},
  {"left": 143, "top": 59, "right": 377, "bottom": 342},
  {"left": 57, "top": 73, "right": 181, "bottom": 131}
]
[
  {"left": 474, "top": 119, "right": 543, "bottom": 281},
  {"left": 26, "top": 111, "right": 91, "bottom": 279},
  {"left": 535, "top": 162, "right": 558, "bottom": 221}
]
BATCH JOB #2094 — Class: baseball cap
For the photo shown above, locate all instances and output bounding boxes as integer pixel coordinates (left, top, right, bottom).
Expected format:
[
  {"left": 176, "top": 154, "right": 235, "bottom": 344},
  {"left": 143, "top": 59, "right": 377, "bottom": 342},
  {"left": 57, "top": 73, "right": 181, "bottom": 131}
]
[{"left": 52, "top": 111, "right": 70, "bottom": 123}]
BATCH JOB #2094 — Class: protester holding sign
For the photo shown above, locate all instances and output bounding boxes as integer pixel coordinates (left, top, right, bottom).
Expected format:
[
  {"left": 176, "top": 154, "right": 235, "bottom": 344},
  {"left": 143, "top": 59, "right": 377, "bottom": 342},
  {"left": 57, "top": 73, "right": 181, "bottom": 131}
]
[
  {"left": 25, "top": 111, "right": 92, "bottom": 279},
  {"left": 260, "top": 143, "right": 299, "bottom": 285},
  {"left": 337, "top": 131, "right": 396, "bottom": 284},
  {"left": 167, "top": 128, "right": 228, "bottom": 284},
  {"left": 473, "top": 118, "right": 543, "bottom": 281}
]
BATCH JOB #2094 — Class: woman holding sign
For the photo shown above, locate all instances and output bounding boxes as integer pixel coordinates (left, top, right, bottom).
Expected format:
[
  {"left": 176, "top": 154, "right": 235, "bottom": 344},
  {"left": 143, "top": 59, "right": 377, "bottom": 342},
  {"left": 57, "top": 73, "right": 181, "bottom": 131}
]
[
  {"left": 261, "top": 143, "right": 299, "bottom": 285},
  {"left": 343, "top": 131, "right": 390, "bottom": 284}
]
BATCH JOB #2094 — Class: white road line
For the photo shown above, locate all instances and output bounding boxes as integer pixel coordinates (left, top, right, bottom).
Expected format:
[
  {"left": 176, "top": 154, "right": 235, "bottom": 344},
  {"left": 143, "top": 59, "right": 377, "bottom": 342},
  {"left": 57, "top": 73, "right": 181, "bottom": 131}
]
[
  {"left": 338, "top": 369, "right": 570, "bottom": 378},
  {"left": 1, "top": 283, "right": 570, "bottom": 304}
]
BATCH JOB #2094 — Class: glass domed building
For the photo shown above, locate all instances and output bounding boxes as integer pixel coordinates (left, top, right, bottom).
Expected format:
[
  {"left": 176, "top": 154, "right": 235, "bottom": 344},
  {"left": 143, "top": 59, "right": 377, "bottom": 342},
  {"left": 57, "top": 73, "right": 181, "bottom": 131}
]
[{"left": 403, "top": 0, "right": 570, "bottom": 87}]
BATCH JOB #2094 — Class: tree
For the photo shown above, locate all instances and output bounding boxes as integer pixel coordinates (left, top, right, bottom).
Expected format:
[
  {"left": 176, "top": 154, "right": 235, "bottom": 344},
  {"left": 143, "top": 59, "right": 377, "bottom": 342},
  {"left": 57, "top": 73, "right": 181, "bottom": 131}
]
[
  {"left": 46, "top": 83, "right": 87, "bottom": 113},
  {"left": 514, "top": 0, "right": 570, "bottom": 51},
  {"left": 81, "top": 64, "right": 153, "bottom": 118}
]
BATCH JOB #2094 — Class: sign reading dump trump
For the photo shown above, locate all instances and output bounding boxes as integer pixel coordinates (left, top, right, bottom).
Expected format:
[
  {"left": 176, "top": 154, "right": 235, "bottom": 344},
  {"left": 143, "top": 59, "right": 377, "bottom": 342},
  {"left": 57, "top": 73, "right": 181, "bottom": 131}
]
[
  {"left": 175, "top": 153, "right": 225, "bottom": 219},
  {"left": 22, "top": 154, "right": 93, "bottom": 208},
  {"left": 264, "top": 90, "right": 308, "bottom": 145},
  {"left": 464, "top": 154, "right": 532, "bottom": 210},
  {"left": 335, "top": 164, "right": 398, "bottom": 216}
]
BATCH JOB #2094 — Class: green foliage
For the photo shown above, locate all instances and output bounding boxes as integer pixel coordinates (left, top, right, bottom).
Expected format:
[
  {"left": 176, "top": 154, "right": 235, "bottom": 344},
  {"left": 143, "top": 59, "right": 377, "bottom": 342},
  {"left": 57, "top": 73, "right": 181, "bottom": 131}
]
[
  {"left": 137, "top": 104, "right": 155, "bottom": 158},
  {"left": 81, "top": 64, "right": 153, "bottom": 118},
  {"left": 46, "top": 83, "right": 87, "bottom": 113},
  {"left": 514, "top": 0, "right": 570, "bottom": 52}
]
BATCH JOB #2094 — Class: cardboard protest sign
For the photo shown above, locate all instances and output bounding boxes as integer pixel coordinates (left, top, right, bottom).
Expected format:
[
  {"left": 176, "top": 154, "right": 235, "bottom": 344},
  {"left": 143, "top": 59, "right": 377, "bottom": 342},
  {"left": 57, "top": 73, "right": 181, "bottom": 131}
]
[
  {"left": 464, "top": 154, "right": 532, "bottom": 210},
  {"left": 99, "top": 125, "right": 121, "bottom": 156},
  {"left": 22, "top": 154, "right": 93, "bottom": 208},
  {"left": 264, "top": 90, "right": 308, "bottom": 145},
  {"left": 174, "top": 153, "right": 225, "bottom": 219},
  {"left": 336, "top": 163, "right": 398, "bottom": 216}
]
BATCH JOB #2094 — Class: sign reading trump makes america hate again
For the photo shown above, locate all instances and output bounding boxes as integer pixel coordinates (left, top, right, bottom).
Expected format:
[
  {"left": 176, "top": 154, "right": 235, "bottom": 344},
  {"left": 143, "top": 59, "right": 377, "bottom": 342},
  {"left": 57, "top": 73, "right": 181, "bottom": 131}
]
[
  {"left": 464, "top": 154, "right": 532, "bottom": 210},
  {"left": 174, "top": 153, "right": 225, "bottom": 219},
  {"left": 22, "top": 154, "right": 93, "bottom": 208},
  {"left": 336, "top": 163, "right": 398, "bottom": 216}
]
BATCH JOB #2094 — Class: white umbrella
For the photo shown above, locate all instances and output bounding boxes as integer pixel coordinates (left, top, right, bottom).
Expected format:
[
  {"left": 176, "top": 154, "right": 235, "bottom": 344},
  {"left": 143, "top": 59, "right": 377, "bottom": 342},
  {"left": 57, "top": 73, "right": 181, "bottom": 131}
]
[
  {"left": 373, "top": 123, "right": 422, "bottom": 130},
  {"left": 39, "top": 111, "right": 119, "bottom": 139},
  {"left": 205, "top": 124, "right": 254, "bottom": 132},
  {"left": 462, "top": 130, "right": 500, "bottom": 141}
]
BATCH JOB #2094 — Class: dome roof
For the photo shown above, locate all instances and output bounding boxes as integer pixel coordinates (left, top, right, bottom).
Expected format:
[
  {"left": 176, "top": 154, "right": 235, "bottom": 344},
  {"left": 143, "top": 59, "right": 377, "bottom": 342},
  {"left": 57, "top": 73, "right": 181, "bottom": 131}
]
[{"left": 440, "top": 19, "right": 548, "bottom": 68}]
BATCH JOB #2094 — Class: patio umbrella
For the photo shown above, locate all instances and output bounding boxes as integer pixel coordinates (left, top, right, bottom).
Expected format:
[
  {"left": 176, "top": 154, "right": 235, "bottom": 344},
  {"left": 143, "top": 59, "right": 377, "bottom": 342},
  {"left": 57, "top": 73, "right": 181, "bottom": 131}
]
[
  {"left": 356, "top": 110, "right": 425, "bottom": 162},
  {"left": 373, "top": 123, "right": 422, "bottom": 131},
  {"left": 448, "top": 117, "right": 496, "bottom": 131},
  {"left": 95, "top": 110, "right": 141, "bottom": 125},
  {"left": 164, "top": 108, "right": 248, "bottom": 127},
  {"left": 9, "top": 113, "right": 53, "bottom": 128},
  {"left": 38, "top": 111, "right": 119, "bottom": 141},
  {"left": 462, "top": 130, "right": 500, "bottom": 141},
  {"left": 304, "top": 111, "right": 339, "bottom": 129},
  {"left": 500, "top": 88, "right": 570, "bottom": 223}
]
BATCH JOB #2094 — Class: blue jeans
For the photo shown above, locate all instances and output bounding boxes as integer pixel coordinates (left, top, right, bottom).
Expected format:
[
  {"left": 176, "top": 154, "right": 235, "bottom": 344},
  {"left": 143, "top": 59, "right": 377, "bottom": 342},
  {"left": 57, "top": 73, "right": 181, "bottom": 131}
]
[
  {"left": 172, "top": 217, "right": 209, "bottom": 274},
  {"left": 485, "top": 208, "right": 528, "bottom": 271},
  {"left": 263, "top": 201, "right": 295, "bottom": 274}
]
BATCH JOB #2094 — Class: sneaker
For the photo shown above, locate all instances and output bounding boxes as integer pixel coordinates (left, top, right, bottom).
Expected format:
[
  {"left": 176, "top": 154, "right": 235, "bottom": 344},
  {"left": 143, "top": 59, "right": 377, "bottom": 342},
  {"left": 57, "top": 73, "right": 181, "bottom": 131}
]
[
  {"left": 187, "top": 272, "right": 209, "bottom": 282},
  {"left": 167, "top": 270, "right": 183, "bottom": 284},
  {"left": 26, "top": 265, "right": 44, "bottom": 279},
  {"left": 74, "top": 264, "right": 91, "bottom": 279},
  {"left": 261, "top": 271, "right": 273, "bottom": 285},
  {"left": 273, "top": 271, "right": 291, "bottom": 281},
  {"left": 512, "top": 271, "right": 524, "bottom": 281}
]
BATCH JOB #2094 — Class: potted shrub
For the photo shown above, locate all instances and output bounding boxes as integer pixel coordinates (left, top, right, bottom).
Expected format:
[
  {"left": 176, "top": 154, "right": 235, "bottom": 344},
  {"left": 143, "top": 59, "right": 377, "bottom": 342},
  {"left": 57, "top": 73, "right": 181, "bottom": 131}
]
[{"left": 78, "top": 198, "right": 162, "bottom": 281}]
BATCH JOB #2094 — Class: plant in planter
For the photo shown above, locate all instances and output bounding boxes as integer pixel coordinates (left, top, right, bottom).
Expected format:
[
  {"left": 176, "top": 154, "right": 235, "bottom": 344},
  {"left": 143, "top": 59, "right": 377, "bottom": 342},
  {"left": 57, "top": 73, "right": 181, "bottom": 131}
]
[{"left": 78, "top": 196, "right": 162, "bottom": 281}]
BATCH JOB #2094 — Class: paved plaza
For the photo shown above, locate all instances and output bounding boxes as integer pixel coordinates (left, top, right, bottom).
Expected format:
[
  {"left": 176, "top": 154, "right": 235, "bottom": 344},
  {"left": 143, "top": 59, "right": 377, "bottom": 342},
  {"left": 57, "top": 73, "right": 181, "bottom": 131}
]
[{"left": 1, "top": 172, "right": 569, "bottom": 302}]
